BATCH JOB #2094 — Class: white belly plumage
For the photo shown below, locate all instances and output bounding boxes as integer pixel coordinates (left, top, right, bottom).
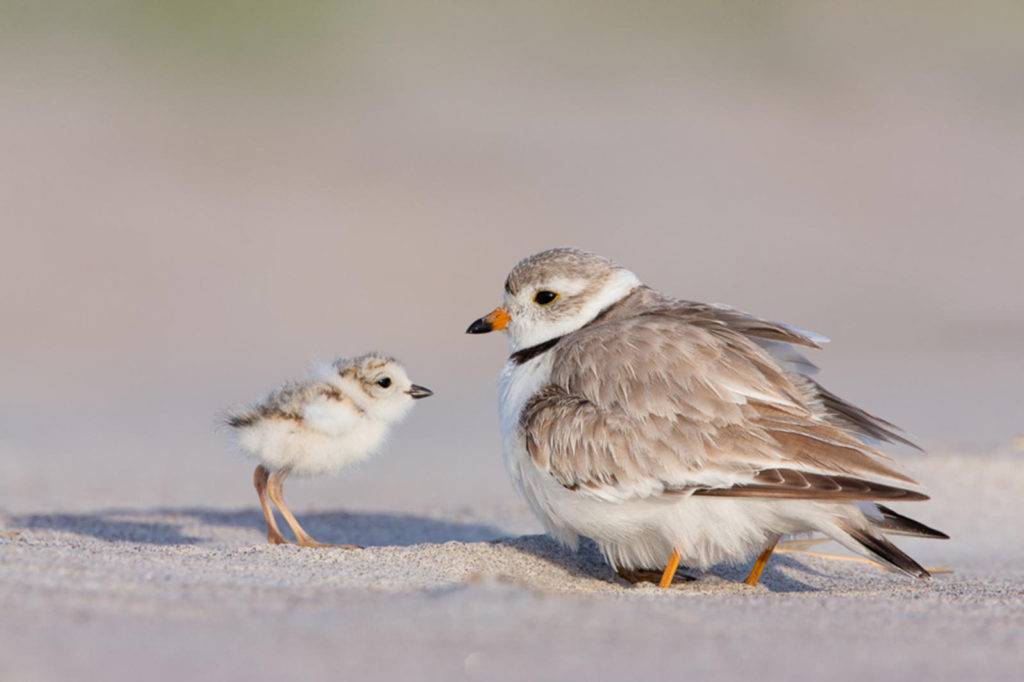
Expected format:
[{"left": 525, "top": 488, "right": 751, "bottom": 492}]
[
  {"left": 498, "top": 355, "right": 834, "bottom": 571},
  {"left": 236, "top": 418, "right": 386, "bottom": 477}
]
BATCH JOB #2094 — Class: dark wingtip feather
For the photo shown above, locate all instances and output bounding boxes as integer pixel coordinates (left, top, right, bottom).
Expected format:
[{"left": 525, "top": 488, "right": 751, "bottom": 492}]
[
  {"left": 843, "top": 524, "right": 931, "bottom": 579},
  {"left": 873, "top": 505, "right": 950, "bottom": 539}
]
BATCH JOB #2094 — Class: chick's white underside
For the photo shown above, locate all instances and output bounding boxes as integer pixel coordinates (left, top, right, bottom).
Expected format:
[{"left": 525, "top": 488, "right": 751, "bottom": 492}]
[
  {"left": 236, "top": 398, "right": 387, "bottom": 476},
  {"left": 499, "top": 354, "right": 867, "bottom": 571}
]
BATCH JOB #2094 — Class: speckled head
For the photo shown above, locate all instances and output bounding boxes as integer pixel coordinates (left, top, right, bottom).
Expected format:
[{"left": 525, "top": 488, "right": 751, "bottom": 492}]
[{"left": 326, "top": 353, "right": 433, "bottom": 421}]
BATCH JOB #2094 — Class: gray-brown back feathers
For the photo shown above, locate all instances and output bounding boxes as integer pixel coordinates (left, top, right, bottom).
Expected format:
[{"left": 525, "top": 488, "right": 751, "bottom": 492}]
[
  {"left": 226, "top": 381, "right": 358, "bottom": 428},
  {"left": 521, "top": 286, "right": 922, "bottom": 501}
]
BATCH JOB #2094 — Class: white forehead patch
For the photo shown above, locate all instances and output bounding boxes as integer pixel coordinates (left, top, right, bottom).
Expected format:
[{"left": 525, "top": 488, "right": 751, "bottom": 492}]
[{"left": 529, "top": 277, "right": 590, "bottom": 297}]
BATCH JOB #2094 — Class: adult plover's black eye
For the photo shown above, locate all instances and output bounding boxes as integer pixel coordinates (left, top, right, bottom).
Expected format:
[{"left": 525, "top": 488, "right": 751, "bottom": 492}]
[
  {"left": 534, "top": 290, "right": 558, "bottom": 305},
  {"left": 377, "top": 377, "right": 392, "bottom": 388}
]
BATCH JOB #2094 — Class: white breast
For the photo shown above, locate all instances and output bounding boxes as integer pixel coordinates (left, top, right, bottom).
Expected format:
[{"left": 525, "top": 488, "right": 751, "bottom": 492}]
[
  {"left": 498, "top": 353, "right": 553, "bottom": 499},
  {"left": 497, "top": 353, "right": 587, "bottom": 548},
  {"left": 497, "top": 353, "right": 554, "bottom": 441}
]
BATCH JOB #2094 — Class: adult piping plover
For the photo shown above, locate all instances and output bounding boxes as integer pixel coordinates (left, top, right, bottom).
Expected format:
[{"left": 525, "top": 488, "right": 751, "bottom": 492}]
[
  {"left": 226, "top": 353, "right": 433, "bottom": 548},
  {"left": 467, "top": 248, "right": 946, "bottom": 587}
]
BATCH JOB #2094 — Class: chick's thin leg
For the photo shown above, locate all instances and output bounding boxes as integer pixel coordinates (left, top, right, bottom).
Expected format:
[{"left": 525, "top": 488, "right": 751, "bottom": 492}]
[
  {"left": 265, "top": 468, "right": 324, "bottom": 547},
  {"left": 266, "top": 468, "right": 360, "bottom": 549},
  {"left": 254, "top": 465, "right": 288, "bottom": 545}
]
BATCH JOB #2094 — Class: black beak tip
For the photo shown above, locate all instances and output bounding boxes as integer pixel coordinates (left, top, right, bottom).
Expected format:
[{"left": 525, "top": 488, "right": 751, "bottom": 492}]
[
  {"left": 466, "top": 318, "right": 493, "bottom": 334},
  {"left": 408, "top": 385, "right": 434, "bottom": 399}
]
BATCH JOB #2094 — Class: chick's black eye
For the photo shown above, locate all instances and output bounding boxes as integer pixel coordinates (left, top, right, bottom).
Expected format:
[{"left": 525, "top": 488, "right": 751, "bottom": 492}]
[
  {"left": 534, "top": 290, "right": 558, "bottom": 305},
  {"left": 377, "top": 377, "right": 392, "bottom": 388}
]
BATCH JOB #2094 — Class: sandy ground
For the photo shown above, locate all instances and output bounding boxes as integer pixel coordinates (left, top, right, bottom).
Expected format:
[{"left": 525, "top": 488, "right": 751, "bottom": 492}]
[{"left": 1, "top": 452, "right": 1022, "bottom": 682}]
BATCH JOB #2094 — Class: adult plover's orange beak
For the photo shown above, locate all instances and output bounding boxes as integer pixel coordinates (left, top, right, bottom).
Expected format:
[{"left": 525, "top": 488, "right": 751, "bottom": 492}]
[{"left": 466, "top": 307, "right": 510, "bottom": 334}]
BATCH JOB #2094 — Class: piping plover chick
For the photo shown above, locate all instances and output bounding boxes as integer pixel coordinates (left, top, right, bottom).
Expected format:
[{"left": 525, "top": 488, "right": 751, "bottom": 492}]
[
  {"left": 467, "top": 248, "right": 946, "bottom": 587},
  {"left": 226, "top": 353, "right": 433, "bottom": 548}
]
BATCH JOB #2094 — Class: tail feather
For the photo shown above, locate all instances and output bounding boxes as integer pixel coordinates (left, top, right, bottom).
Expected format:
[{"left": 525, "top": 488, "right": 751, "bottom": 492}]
[
  {"left": 226, "top": 413, "right": 257, "bottom": 428},
  {"left": 870, "top": 504, "right": 949, "bottom": 539},
  {"left": 840, "top": 522, "right": 931, "bottom": 579}
]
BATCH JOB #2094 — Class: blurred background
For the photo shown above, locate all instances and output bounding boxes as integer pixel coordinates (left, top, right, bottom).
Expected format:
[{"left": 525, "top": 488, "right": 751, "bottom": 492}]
[{"left": 2, "top": 1, "right": 1022, "bottom": 515}]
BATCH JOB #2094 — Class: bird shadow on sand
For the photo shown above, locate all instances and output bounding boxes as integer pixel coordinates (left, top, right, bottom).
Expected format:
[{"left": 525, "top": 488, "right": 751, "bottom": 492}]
[
  {"left": 497, "top": 534, "right": 821, "bottom": 593},
  {"left": 12, "top": 513, "right": 206, "bottom": 546},
  {"left": 187, "top": 507, "right": 506, "bottom": 547},
  {"left": 11, "top": 510, "right": 819, "bottom": 592},
  {"left": 11, "top": 508, "right": 505, "bottom": 548}
]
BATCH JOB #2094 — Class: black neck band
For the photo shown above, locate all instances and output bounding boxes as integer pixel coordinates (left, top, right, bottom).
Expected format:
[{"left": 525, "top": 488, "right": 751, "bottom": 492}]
[{"left": 509, "top": 336, "right": 562, "bottom": 365}]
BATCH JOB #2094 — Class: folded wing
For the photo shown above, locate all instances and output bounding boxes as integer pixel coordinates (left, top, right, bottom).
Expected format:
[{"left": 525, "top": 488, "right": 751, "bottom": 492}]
[{"left": 522, "top": 311, "right": 921, "bottom": 503}]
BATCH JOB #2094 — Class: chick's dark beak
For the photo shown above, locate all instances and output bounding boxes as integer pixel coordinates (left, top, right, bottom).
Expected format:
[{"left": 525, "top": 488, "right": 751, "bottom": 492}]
[
  {"left": 466, "top": 307, "right": 510, "bottom": 334},
  {"left": 407, "top": 384, "right": 434, "bottom": 399}
]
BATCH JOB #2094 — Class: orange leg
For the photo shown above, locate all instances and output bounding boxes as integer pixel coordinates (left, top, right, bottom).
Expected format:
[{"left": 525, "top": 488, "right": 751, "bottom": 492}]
[
  {"left": 744, "top": 537, "right": 780, "bottom": 586},
  {"left": 254, "top": 465, "right": 287, "bottom": 545},
  {"left": 659, "top": 548, "right": 682, "bottom": 589}
]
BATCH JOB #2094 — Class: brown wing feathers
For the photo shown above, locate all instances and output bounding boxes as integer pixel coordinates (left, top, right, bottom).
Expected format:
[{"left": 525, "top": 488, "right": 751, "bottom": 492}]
[
  {"left": 752, "top": 407, "right": 915, "bottom": 483},
  {"left": 811, "top": 380, "right": 920, "bottom": 449},
  {"left": 693, "top": 301, "right": 918, "bottom": 450},
  {"left": 679, "top": 301, "right": 825, "bottom": 350},
  {"left": 522, "top": 291, "right": 925, "bottom": 502}
]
